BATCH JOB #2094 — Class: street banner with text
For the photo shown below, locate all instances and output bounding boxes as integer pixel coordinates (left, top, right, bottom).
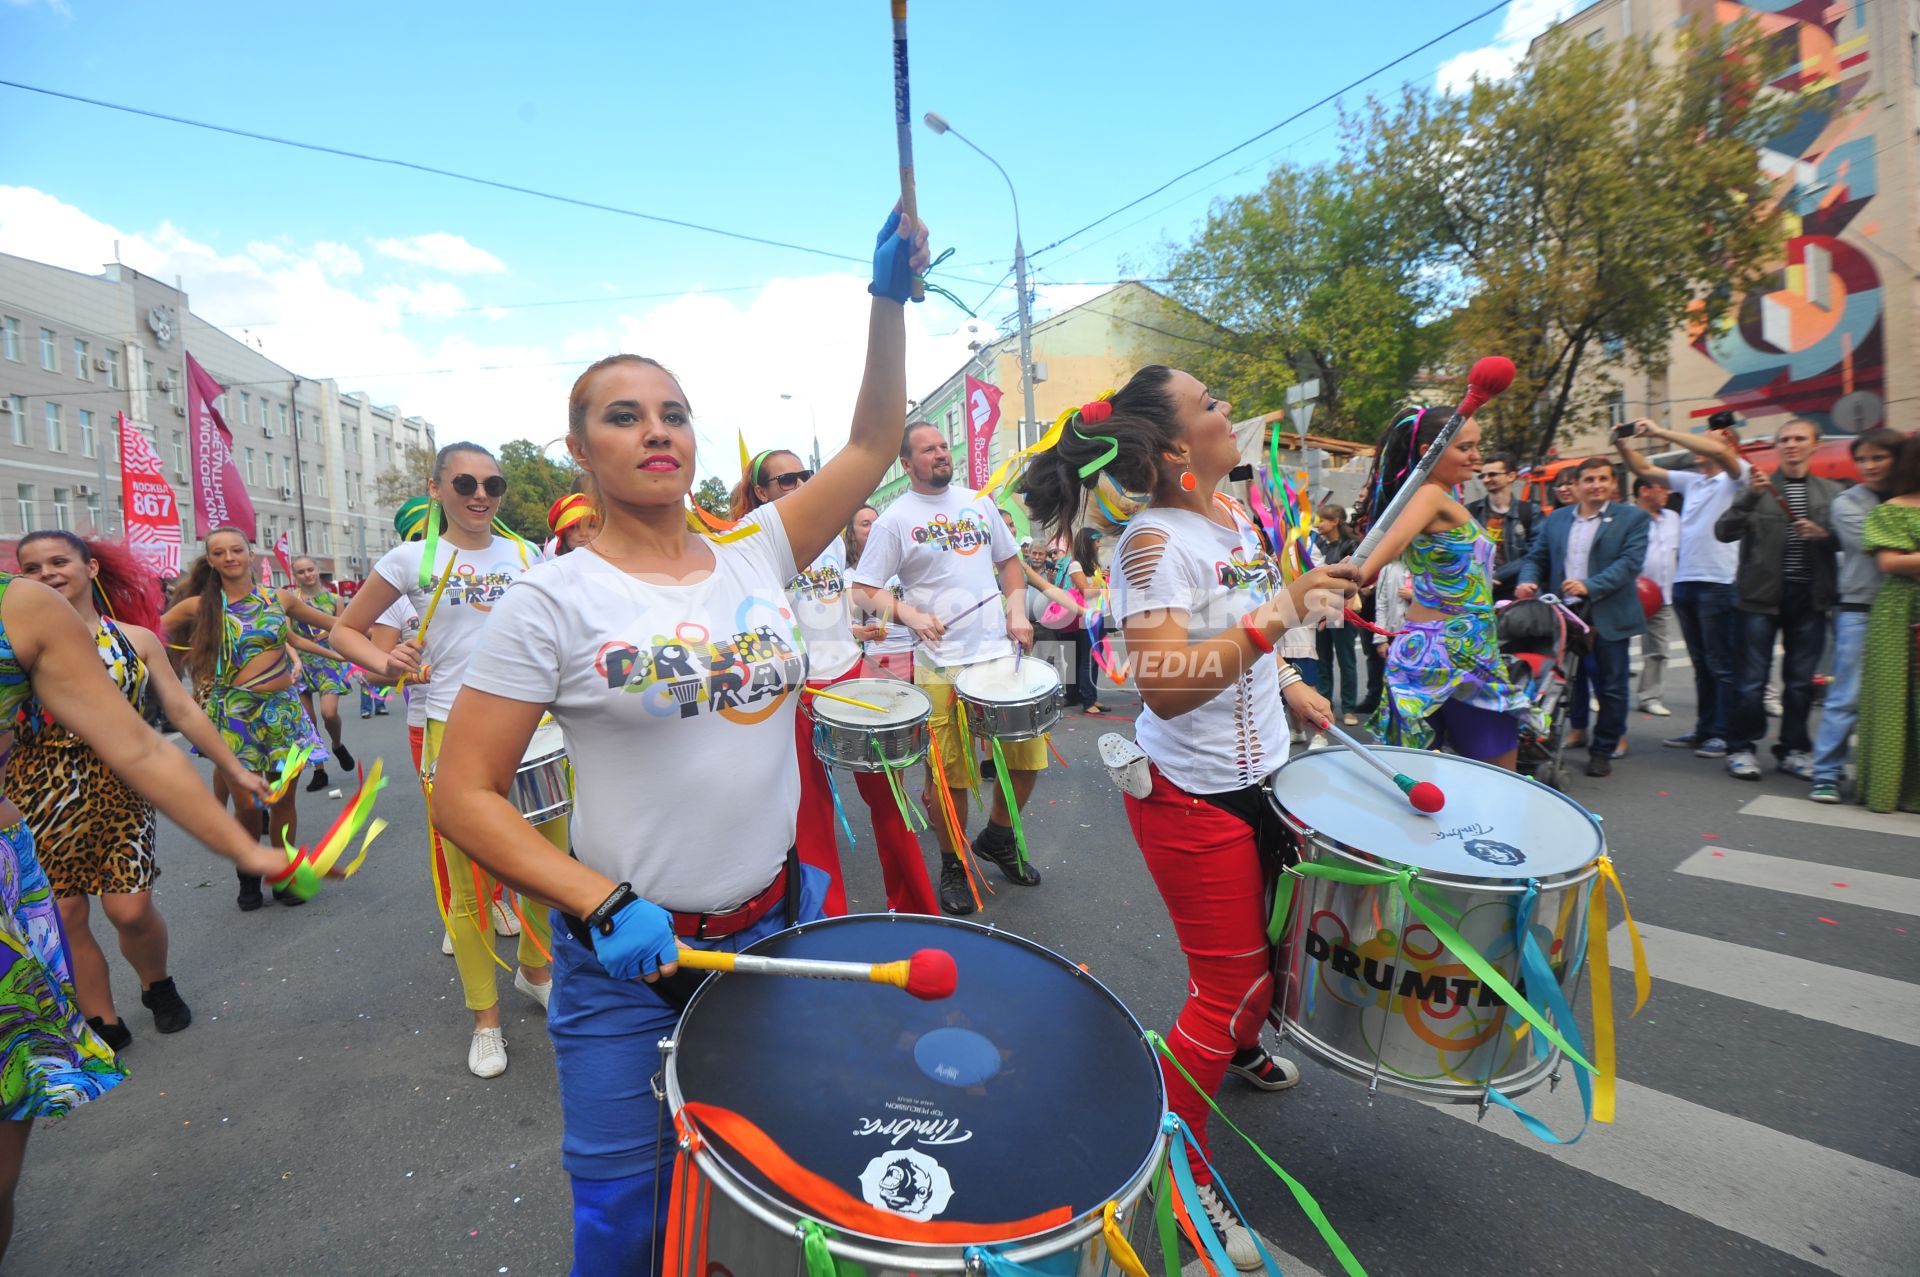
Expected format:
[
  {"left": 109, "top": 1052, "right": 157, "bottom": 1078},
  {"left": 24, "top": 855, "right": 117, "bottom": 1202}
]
[
  {"left": 117, "top": 412, "right": 182, "bottom": 577},
  {"left": 186, "top": 352, "right": 256, "bottom": 540},
  {"left": 965, "top": 376, "right": 1002, "bottom": 490}
]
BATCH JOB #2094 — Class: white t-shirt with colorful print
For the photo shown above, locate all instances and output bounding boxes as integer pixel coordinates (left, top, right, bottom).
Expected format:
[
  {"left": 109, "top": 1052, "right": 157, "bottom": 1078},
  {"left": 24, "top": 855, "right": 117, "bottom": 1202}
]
[
  {"left": 787, "top": 537, "right": 859, "bottom": 684},
  {"left": 1112, "top": 503, "right": 1291, "bottom": 795},
  {"left": 373, "top": 534, "right": 541, "bottom": 723},
  {"left": 850, "top": 485, "right": 1019, "bottom": 668},
  {"left": 463, "top": 506, "right": 805, "bottom": 912}
]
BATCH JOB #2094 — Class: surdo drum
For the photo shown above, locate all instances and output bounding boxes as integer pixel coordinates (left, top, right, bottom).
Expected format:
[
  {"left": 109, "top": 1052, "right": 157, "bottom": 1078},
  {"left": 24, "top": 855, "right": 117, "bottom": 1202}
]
[
  {"left": 1266, "top": 748, "right": 1603, "bottom": 1104},
  {"left": 954, "top": 655, "right": 1063, "bottom": 742},
  {"left": 424, "top": 718, "right": 572, "bottom": 825},
  {"left": 809, "top": 678, "right": 933, "bottom": 772},
  {"left": 661, "top": 915, "right": 1166, "bottom": 1274}
]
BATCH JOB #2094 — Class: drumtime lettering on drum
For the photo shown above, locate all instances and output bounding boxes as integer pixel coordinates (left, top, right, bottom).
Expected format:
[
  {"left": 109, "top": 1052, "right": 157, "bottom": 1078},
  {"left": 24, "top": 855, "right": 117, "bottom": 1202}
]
[{"left": 1304, "top": 931, "right": 1504, "bottom": 1008}]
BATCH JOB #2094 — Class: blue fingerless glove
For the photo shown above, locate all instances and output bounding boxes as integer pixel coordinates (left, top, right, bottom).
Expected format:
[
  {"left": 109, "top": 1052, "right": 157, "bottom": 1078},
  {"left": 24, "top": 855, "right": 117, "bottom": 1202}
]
[
  {"left": 589, "top": 895, "right": 679, "bottom": 981},
  {"left": 869, "top": 208, "right": 917, "bottom": 304}
]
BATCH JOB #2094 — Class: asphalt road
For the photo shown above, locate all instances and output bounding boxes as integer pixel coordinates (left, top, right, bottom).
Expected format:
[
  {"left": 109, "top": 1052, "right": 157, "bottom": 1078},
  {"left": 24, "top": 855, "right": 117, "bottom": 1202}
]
[{"left": 12, "top": 654, "right": 1920, "bottom": 1276}]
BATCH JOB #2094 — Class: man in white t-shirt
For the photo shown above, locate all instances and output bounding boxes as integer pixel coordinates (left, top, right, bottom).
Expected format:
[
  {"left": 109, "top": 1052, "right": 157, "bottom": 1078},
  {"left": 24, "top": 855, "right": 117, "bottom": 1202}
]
[
  {"left": 851, "top": 423, "right": 1040, "bottom": 916},
  {"left": 1631, "top": 476, "right": 1680, "bottom": 715},
  {"left": 1616, "top": 415, "right": 1747, "bottom": 756}
]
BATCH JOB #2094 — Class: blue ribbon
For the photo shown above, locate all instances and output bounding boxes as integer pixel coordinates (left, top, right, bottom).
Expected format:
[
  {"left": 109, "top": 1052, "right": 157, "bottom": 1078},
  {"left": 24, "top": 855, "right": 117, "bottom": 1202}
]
[
  {"left": 812, "top": 722, "right": 858, "bottom": 851},
  {"left": 1482, "top": 879, "right": 1593, "bottom": 1144},
  {"left": 1164, "top": 1114, "right": 1286, "bottom": 1276}
]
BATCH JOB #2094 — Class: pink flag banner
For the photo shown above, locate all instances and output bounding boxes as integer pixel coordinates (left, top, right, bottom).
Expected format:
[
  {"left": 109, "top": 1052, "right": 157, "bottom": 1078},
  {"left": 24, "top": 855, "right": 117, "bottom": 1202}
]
[
  {"left": 964, "top": 376, "right": 1002, "bottom": 490},
  {"left": 117, "top": 412, "right": 182, "bottom": 577},
  {"left": 186, "top": 353, "right": 256, "bottom": 540},
  {"left": 272, "top": 530, "right": 294, "bottom": 581}
]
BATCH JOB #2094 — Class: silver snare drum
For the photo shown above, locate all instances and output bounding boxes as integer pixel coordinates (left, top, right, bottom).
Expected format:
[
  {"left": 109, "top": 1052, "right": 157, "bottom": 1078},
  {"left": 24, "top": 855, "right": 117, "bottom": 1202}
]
[
  {"left": 954, "top": 655, "right": 1062, "bottom": 742},
  {"left": 1266, "top": 747, "right": 1602, "bottom": 1105},
  {"left": 428, "top": 719, "right": 571, "bottom": 827},
  {"left": 810, "top": 678, "right": 932, "bottom": 773}
]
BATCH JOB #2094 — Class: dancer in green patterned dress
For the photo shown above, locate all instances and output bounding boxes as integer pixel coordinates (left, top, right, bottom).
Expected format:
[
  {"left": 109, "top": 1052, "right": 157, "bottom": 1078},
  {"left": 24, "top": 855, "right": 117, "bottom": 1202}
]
[
  {"left": 290, "top": 555, "right": 357, "bottom": 792},
  {"left": 1857, "top": 438, "right": 1920, "bottom": 814}
]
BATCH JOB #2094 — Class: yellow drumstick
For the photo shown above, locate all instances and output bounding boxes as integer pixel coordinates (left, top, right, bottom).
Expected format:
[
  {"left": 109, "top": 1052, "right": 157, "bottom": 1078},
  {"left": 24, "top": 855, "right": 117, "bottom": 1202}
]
[
  {"left": 802, "top": 685, "right": 888, "bottom": 714},
  {"left": 397, "top": 547, "right": 457, "bottom": 692}
]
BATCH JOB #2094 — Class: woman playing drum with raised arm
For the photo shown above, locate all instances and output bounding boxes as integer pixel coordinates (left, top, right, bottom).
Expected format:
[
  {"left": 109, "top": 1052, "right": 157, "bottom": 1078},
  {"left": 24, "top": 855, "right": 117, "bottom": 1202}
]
[
  {"left": 1020, "top": 368, "right": 1356, "bottom": 1272},
  {"left": 426, "top": 210, "right": 927, "bottom": 1271}
]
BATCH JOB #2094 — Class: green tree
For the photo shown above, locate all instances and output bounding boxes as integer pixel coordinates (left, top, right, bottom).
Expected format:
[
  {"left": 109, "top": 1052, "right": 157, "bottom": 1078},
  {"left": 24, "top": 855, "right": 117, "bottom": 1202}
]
[
  {"left": 375, "top": 443, "right": 435, "bottom": 510},
  {"left": 495, "top": 439, "right": 579, "bottom": 542},
  {"left": 1354, "top": 18, "right": 1805, "bottom": 455},
  {"left": 1159, "top": 162, "right": 1443, "bottom": 439},
  {"left": 692, "top": 476, "right": 731, "bottom": 517}
]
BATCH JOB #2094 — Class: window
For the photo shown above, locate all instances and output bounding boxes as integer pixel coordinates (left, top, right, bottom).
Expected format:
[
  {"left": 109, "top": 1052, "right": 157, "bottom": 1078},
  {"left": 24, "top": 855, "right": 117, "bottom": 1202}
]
[
  {"left": 168, "top": 369, "right": 182, "bottom": 408},
  {"left": 52, "top": 487, "right": 71, "bottom": 530},
  {"left": 244, "top": 446, "right": 257, "bottom": 483},
  {"left": 78, "top": 409, "right": 95, "bottom": 458},
  {"left": 1606, "top": 391, "right": 1628, "bottom": 429},
  {"left": 1, "top": 316, "right": 18, "bottom": 361},
  {"left": 278, "top": 404, "right": 289, "bottom": 435},
  {"left": 170, "top": 430, "right": 186, "bottom": 473},
  {"left": 103, "top": 347, "right": 120, "bottom": 388},
  {"left": 38, "top": 328, "right": 57, "bottom": 371},
  {"left": 44, "top": 402, "right": 63, "bottom": 451},
  {"left": 87, "top": 491, "right": 103, "bottom": 533},
  {"left": 280, "top": 456, "right": 292, "bottom": 489},
  {"left": 6, "top": 395, "right": 23, "bottom": 446},
  {"left": 73, "top": 339, "right": 91, "bottom": 381},
  {"left": 14, "top": 485, "right": 32, "bottom": 532},
  {"left": 238, "top": 391, "right": 250, "bottom": 424}
]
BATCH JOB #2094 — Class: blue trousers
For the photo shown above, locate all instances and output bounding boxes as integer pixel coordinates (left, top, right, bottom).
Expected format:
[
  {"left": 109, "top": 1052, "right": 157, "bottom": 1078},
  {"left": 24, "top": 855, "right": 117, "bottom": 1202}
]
[
  {"left": 1671, "top": 581, "right": 1740, "bottom": 741},
  {"left": 551, "top": 866, "right": 829, "bottom": 1276},
  {"left": 1812, "top": 611, "right": 1868, "bottom": 784},
  {"left": 1729, "top": 582, "right": 1828, "bottom": 758}
]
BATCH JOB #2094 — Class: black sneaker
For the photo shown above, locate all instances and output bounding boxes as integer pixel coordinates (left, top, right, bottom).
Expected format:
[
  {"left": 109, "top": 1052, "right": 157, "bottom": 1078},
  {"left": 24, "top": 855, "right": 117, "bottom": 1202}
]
[
  {"left": 938, "top": 858, "right": 975, "bottom": 916},
  {"left": 1227, "top": 1045, "right": 1300, "bottom": 1091},
  {"left": 305, "top": 767, "right": 331, "bottom": 793},
  {"left": 140, "top": 977, "right": 193, "bottom": 1034},
  {"left": 972, "top": 825, "right": 1041, "bottom": 886},
  {"left": 87, "top": 1015, "right": 132, "bottom": 1051},
  {"left": 333, "top": 743, "right": 355, "bottom": 771},
  {"left": 237, "top": 873, "right": 265, "bottom": 911},
  {"left": 274, "top": 886, "right": 307, "bottom": 908},
  {"left": 1585, "top": 752, "right": 1613, "bottom": 778}
]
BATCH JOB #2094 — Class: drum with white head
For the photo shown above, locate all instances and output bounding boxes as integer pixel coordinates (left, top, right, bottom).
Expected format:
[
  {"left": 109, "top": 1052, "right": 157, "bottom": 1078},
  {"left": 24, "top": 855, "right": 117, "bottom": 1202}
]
[
  {"left": 810, "top": 678, "right": 933, "bottom": 772},
  {"left": 953, "top": 655, "right": 1062, "bottom": 742}
]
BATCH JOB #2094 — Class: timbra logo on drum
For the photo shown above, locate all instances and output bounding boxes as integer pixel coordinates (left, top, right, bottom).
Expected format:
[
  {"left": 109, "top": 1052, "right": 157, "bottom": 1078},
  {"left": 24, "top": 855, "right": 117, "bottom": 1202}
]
[{"left": 858, "top": 1147, "right": 955, "bottom": 1221}]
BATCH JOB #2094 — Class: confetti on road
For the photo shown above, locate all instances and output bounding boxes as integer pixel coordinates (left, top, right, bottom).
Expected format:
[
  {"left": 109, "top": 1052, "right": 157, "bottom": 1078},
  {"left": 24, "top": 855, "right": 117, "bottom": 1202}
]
[{"left": 1817, "top": 917, "right": 1839, "bottom": 926}]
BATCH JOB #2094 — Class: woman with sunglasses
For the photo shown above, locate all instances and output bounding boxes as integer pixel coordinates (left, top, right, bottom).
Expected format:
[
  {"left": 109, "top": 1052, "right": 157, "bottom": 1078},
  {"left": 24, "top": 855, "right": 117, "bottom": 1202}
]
[
  {"left": 733, "top": 449, "right": 940, "bottom": 917},
  {"left": 332, "top": 444, "right": 557, "bottom": 1079}
]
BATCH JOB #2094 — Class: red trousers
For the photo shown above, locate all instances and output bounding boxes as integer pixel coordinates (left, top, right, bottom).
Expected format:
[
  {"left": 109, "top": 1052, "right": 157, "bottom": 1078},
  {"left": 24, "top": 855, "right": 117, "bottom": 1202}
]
[
  {"left": 793, "top": 663, "right": 940, "bottom": 918},
  {"left": 1124, "top": 766, "right": 1274, "bottom": 1183}
]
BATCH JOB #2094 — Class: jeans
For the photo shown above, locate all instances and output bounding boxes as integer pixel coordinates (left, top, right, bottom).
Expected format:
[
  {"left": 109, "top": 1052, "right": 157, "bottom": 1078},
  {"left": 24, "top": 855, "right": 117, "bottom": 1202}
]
[
  {"left": 1070, "top": 628, "right": 1100, "bottom": 708},
  {"left": 1315, "top": 625, "right": 1359, "bottom": 714},
  {"left": 1811, "top": 611, "right": 1869, "bottom": 784},
  {"left": 1580, "top": 637, "right": 1633, "bottom": 757},
  {"left": 1730, "top": 582, "right": 1828, "bottom": 757},
  {"left": 1671, "top": 581, "right": 1741, "bottom": 741},
  {"left": 1358, "top": 641, "right": 1386, "bottom": 715}
]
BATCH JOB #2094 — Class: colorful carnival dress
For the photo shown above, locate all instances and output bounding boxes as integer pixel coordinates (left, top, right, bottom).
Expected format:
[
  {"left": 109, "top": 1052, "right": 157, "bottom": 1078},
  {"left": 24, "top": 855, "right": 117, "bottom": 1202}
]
[
  {"left": 199, "top": 587, "right": 329, "bottom": 776},
  {"left": 1368, "top": 520, "right": 1528, "bottom": 750},
  {"left": 293, "top": 590, "right": 353, "bottom": 698},
  {"left": 1858, "top": 503, "right": 1920, "bottom": 814},
  {"left": 0, "top": 574, "right": 127, "bottom": 1119},
  {"left": 5, "top": 618, "right": 160, "bottom": 897}
]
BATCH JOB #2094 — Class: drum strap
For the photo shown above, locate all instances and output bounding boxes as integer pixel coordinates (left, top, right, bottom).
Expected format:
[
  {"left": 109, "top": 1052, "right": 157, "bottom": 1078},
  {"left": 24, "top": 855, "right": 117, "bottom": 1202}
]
[{"left": 1194, "top": 781, "right": 1299, "bottom": 882}]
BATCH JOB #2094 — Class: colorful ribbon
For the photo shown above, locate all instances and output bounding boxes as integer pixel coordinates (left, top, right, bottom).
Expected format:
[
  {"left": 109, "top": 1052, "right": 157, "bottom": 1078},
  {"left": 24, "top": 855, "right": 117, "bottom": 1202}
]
[
  {"left": 268, "top": 758, "right": 389, "bottom": 900},
  {"left": 264, "top": 743, "right": 316, "bottom": 804},
  {"left": 1588, "top": 855, "right": 1649, "bottom": 1123},
  {"left": 1481, "top": 879, "right": 1594, "bottom": 1144},
  {"left": 989, "top": 738, "right": 1032, "bottom": 872}
]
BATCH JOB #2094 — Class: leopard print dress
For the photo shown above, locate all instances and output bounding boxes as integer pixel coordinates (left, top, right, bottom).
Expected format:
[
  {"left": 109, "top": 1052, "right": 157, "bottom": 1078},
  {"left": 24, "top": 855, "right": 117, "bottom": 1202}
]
[{"left": 3, "top": 617, "right": 159, "bottom": 897}]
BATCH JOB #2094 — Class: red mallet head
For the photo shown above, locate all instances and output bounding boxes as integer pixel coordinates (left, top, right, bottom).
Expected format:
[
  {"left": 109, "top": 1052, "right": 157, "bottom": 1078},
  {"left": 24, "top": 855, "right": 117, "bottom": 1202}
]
[
  {"left": 1456, "top": 355, "right": 1518, "bottom": 419},
  {"left": 903, "top": 948, "right": 958, "bottom": 1001},
  {"left": 1408, "top": 781, "right": 1446, "bottom": 814}
]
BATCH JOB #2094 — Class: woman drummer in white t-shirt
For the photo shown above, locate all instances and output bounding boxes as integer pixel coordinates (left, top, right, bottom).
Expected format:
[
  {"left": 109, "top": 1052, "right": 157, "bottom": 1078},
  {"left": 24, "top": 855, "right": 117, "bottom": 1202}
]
[
  {"left": 426, "top": 210, "right": 928, "bottom": 1272},
  {"left": 331, "top": 443, "right": 557, "bottom": 1080},
  {"left": 1020, "top": 367, "right": 1356, "bottom": 1271}
]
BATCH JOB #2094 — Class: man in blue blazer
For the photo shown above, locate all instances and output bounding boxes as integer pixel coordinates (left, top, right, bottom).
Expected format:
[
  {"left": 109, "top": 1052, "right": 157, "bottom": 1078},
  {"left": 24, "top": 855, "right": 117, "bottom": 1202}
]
[{"left": 1517, "top": 455, "right": 1651, "bottom": 777}]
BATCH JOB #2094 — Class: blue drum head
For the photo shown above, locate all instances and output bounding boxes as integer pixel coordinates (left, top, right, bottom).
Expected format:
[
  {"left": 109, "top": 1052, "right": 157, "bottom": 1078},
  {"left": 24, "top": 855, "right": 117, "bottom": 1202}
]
[{"left": 672, "top": 915, "right": 1164, "bottom": 1236}]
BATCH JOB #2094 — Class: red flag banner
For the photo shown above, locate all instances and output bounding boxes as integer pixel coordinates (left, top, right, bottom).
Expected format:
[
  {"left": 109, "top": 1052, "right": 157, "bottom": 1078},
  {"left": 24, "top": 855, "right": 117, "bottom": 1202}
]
[
  {"left": 186, "top": 353, "right": 256, "bottom": 540},
  {"left": 117, "top": 412, "right": 182, "bottom": 577},
  {"left": 272, "top": 530, "right": 294, "bottom": 580},
  {"left": 964, "top": 376, "right": 1002, "bottom": 490}
]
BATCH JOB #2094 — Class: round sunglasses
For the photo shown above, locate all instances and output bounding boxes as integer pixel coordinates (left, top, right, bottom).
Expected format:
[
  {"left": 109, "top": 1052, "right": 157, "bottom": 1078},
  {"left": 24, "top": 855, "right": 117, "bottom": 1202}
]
[
  {"left": 449, "top": 474, "right": 507, "bottom": 498},
  {"left": 764, "top": 469, "right": 815, "bottom": 491}
]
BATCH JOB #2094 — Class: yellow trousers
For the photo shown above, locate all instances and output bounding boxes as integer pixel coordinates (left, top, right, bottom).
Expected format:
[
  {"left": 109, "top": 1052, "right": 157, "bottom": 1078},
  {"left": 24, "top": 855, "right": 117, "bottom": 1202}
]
[{"left": 423, "top": 718, "right": 562, "bottom": 1011}]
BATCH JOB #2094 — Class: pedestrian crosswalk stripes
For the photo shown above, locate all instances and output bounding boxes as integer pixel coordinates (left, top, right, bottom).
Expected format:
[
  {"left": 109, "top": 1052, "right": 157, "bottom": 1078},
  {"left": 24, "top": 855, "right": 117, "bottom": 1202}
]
[
  {"left": 1611, "top": 922, "right": 1920, "bottom": 1048},
  {"left": 1439, "top": 1077, "right": 1920, "bottom": 1277},
  {"left": 1738, "top": 794, "right": 1920, "bottom": 839},
  {"left": 1675, "top": 847, "right": 1920, "bottom": 916}
]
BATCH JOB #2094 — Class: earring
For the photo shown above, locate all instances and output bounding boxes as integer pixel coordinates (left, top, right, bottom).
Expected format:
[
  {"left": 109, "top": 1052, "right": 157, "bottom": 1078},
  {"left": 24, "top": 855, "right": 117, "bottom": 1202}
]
[{"left": 1179, "top": 470, "right": 1197, "bottom": 492}]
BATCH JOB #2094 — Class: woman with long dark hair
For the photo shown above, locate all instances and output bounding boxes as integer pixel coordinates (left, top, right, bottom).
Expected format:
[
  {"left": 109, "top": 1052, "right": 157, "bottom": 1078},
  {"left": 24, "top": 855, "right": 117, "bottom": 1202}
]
[
  {"left": 1354, "top": 405, "right": 1527, "bottom": 769},
  {"left": 1020, "top": 366, "right": 1355, "bottom": 1270},
  {"left": 289, "top": 555, "right": 356, "bottom": 793},
  {"left": 160, "top": 528, "right": 342, "bottom": 907},
  {"left": 8, "top": 532, "right": 270, "bottom": 1047}
]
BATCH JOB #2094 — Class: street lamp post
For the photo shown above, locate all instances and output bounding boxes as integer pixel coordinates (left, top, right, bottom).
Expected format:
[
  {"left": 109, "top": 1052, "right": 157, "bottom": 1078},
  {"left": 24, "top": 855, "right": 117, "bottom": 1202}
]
[
  {"left": 780, "top": 393, "right": 821, "bottom": 470},
  {"left": 923, "top": 111, "right": 1038, "bottom": 451}
]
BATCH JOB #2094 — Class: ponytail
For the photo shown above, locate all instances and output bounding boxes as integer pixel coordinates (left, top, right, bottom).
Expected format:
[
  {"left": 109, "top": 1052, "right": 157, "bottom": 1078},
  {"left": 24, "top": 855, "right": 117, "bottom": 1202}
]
[
  {"left": 1355, "top": 405, "right": 1448, "bottom": 540},
  {"left": 1017, "top": 365, "right": 1180, "bottom": 548}
]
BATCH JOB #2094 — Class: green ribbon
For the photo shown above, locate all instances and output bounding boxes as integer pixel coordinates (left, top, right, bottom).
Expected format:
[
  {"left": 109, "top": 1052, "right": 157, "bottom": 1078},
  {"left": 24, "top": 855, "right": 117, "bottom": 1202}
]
[
  {"left": 1153, "top": 1155, "right": 1181, "bottom": 1277},
  {"left": 872, "top": 741, "right": 929, "bottom": 833},
  {"left": 1285, "top": 862, "right": 1595, "bottom": 1074},
  {"left": 989, "top": 738, "right": 1030, "bottom": 870},
  {"left": 1149, "top": 1032, "right": 1369, "bottom": 1277},
  {"left": 1266, "top": 872, "right": 1296, "bottom": 946},
  {"left": 914, "top": 247, "right": 977, "bottom": 315},
  {"left": 800, "top": 1221, "right": 836, "bottom": 1277},
  {"left": 1070, "top": 419, "right": 1121, "bottom": 480}
]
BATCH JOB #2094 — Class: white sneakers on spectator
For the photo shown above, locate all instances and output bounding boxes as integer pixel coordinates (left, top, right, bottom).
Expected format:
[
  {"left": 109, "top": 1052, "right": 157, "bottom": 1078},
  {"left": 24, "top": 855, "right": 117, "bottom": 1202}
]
[
  {"left": 1779, "top": 750, "right": 1815, "bottom": 780},
  {"left": 1727, "top": 751, "right": 1762, "bottom": 780},
  {"left": 1638, "top": 699, "right": 1672, "bottom": 717},
  {"left": 468, "top": 1027, "right": 507, "bottom": 1079}
]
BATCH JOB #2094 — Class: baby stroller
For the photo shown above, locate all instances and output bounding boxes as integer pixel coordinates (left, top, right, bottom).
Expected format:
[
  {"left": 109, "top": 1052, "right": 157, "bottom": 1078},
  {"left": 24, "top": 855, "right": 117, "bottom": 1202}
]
[{"left": 1496, "top": 597, "right": 1588, "bottom": 790}]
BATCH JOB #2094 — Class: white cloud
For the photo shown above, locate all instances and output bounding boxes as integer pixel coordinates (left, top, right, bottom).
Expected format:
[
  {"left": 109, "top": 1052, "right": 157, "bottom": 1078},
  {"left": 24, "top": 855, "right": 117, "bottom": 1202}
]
[
  {"left": 3, "top": 0, "right": 73, "bottom": 17},
  {"left": 313, "top": 241, "right": 364, "bottom": 278},
  {"left": 371, "top": 232, "right": 507, "bottom": 275},
  {"left": 1435, "top": 0, "right": 1582, "bottom": 94}
]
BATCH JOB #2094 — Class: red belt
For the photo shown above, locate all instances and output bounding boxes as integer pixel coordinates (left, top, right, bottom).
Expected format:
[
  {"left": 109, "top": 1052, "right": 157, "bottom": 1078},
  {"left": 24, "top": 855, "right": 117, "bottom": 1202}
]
[{"left": 671, "top": 864, "right": 788, "bottom": 940}]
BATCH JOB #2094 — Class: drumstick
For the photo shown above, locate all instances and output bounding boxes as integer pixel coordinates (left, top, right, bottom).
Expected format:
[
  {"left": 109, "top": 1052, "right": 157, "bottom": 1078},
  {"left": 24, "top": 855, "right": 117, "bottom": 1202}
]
[
  {"left": 674, "top": 945, "right": 957, "bottom": 1000},
  {"left": 1317, "top": 718, "right": 1446, "bottom": 814},
  {"left": 397, "top": 546, "right": 457, "bottom": 692},
  {"left": 802, "top": 685, "right": 889, "bottom": 714},
  {"left": 889, "top": 0, "right": 925, "bottom": 302},
  {"left": 1350, "top": 355, "right": 1517, "bottom": 569}
]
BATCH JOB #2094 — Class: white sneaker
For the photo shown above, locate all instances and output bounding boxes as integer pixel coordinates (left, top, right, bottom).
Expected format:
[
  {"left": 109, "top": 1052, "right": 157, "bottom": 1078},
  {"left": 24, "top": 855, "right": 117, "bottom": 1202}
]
[
  {"left": 490, "top": 899, "right": 522, "bottom": 937},
  {"left": 1192, "top": 1181, "right": 1264, "bottom": 1272},
  {"left": 467, "top": 1027, "right": 507, "bottom": 1078},
  {"left": 1307, "top": 733, "right": 1330, "bottom": 751},
  {"left": 1764, "top": 690, "right": 1783, "bottom": 717},
  {"left": 441, "top": 928, "right": 454, "bottom": 956},
  {"left": 1638, "top": 699, "right": 1672, "bottom": 717},
  {"left": 1727, "top": 751, "right": 1762, "bottom": 781},
  {"left": 514, "top": 967, "right": 551, "bottom": 1012},
  {"left": 1779, "top": 750, "right": 1815, "bottom": 780}
]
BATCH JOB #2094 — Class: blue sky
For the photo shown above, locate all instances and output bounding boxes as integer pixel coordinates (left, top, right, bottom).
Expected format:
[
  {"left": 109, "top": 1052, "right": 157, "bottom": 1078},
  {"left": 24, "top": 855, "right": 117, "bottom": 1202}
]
[{"left": 0, "top": 0, "right": 1575, "bottom": 476}]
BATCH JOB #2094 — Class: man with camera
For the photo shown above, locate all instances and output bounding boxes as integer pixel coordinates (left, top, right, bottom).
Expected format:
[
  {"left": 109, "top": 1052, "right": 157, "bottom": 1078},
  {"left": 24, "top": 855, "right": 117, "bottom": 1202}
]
[{"left": 1615, "top": 413, "right": 1749, "bottom": 759}]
